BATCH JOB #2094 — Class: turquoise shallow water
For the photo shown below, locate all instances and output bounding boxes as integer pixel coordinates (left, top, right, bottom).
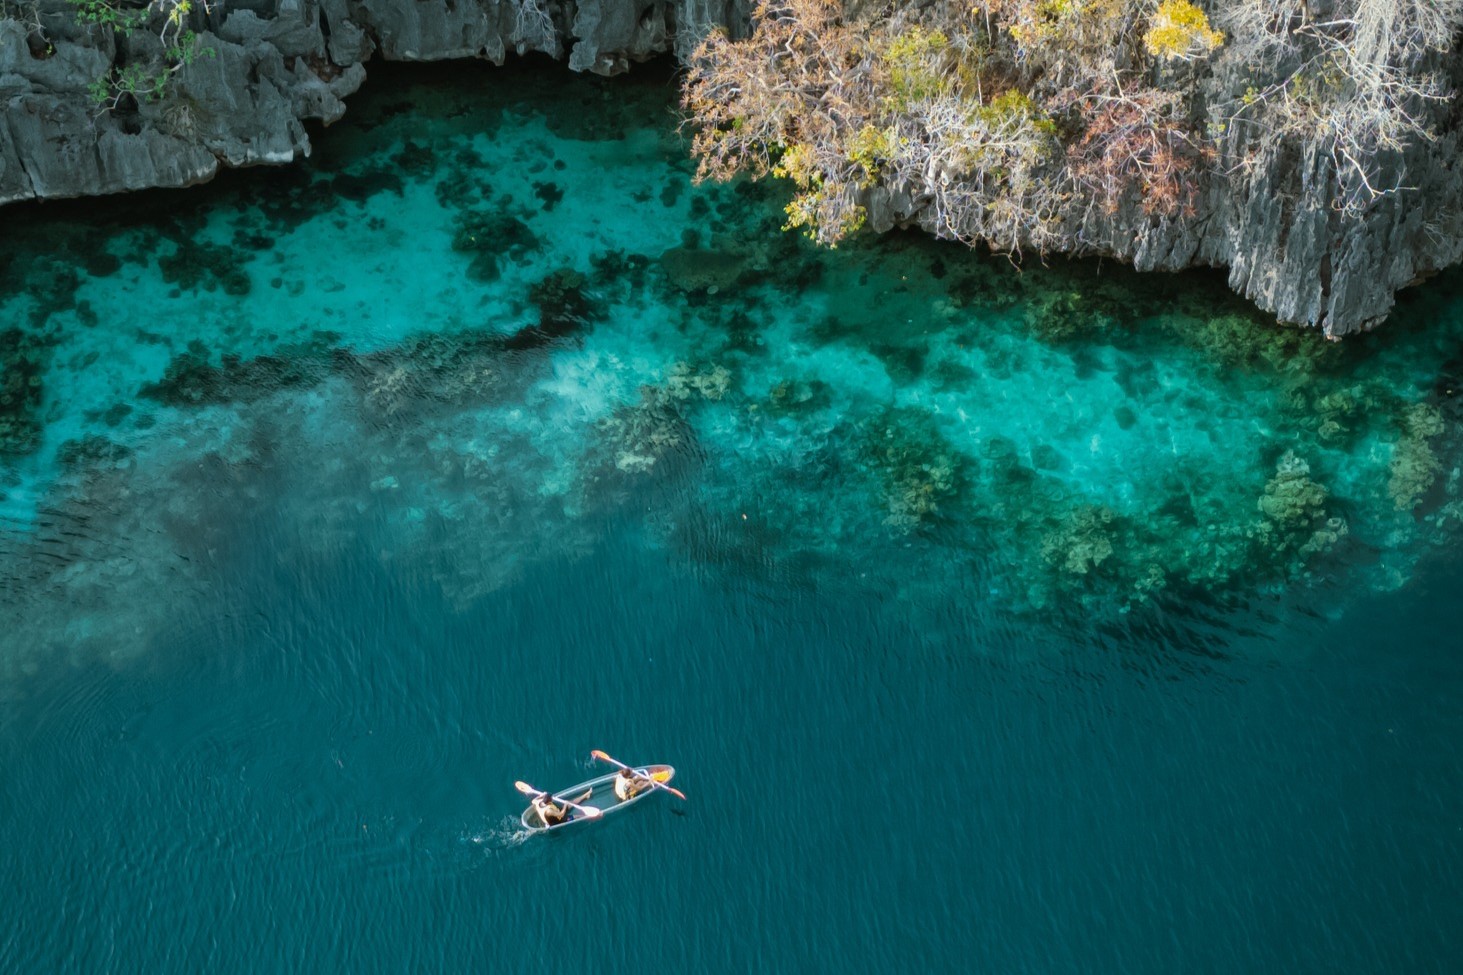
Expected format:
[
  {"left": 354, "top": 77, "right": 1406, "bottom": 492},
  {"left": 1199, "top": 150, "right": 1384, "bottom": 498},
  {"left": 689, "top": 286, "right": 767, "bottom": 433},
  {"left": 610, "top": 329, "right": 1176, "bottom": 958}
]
[{"left": 2, "top": 60, "right": 1463, "bottom": 972}]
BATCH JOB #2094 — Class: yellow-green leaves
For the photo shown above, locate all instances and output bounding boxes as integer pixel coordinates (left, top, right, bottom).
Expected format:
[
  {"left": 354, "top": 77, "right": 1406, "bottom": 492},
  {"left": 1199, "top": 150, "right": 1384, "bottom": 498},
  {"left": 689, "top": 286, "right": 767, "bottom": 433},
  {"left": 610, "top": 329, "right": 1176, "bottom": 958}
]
[
  {"left": 977, "top": 90, "right": 1056, "bottom": 137},
  {"left": 882, "top": 27, "right": 951, "bottom": 109},
  {"left": 1143, "top": 0, "right": 1223, "bottom": 61},
  {"left": 846, "top": 125, "right": 898, "bottom": 187}
]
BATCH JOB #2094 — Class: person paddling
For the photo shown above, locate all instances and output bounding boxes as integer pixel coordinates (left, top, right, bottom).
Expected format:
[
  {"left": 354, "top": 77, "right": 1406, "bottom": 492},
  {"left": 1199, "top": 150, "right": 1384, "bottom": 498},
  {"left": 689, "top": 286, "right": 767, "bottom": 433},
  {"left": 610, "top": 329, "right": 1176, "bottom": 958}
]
[
  {"left": 532, "top": 787, "right": 592, "bottom": 826},
  {"left": 613, "top": 767, "right": 648, "bottom": 802}
]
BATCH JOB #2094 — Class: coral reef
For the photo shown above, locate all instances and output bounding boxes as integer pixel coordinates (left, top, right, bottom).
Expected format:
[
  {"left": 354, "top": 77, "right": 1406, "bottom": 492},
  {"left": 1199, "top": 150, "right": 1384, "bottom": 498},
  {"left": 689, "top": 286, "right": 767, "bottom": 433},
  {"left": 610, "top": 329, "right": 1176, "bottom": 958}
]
[
  {"left": 665, "top": 362, "right": 732, "bottom": 401},
  {"left": 158, "top": 242, "right": 252, "bottom": 296},
  {"left": 526, "top": 268, "right": 601, "bottom": 341},
  {"left": 7, "top": 60, "right": 1463, "bottom": 681},
  {"left": 860, "top": 408, "right": 961, "bottom": 532},
  {"left": 1254, "top": 451, "right": 1347, "bottom": 567},
  {"left": 0, "top": 329, "right": 43, "bottom": 457},
  {"left": 1389, "top": 404, "right": 1446, "bottom": 512},
  {"left": 592, "top": 386, "right": 693, "bottom": 479},
  {"left": 1041, "top": 505, "right": 1117, "bottom": 576},
  {"left": 451, "top": 205, "right": 541, "bottom": 283},
  {"left": 658, "top": 245, "right": 748, "bottom": 294}
]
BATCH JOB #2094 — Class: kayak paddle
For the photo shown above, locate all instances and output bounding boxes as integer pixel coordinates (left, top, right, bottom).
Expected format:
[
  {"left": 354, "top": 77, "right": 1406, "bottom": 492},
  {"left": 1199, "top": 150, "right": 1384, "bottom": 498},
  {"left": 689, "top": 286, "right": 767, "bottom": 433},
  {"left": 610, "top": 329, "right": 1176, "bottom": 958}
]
[
  {"left": 514, "top": 780, "right": 602, "bottom": 819},
  {"left": 591, "top": 750, "right": 687, "bottom": 801}
]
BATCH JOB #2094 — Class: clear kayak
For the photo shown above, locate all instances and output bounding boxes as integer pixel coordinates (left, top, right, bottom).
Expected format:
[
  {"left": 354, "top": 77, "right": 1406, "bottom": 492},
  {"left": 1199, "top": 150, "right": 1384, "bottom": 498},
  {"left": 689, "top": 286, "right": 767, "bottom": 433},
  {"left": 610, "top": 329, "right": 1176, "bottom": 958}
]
[{"left": 520, "top": 764, "right": 676, "bottom": 833}]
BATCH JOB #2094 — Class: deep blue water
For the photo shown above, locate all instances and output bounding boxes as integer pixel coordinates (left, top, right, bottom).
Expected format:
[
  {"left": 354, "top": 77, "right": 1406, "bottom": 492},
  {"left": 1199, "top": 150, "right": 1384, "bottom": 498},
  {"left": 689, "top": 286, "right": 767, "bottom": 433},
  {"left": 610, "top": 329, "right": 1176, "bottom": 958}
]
[
  {"left": 3, "top": 507, "right": 1461, "bottom": 972},
  {"left": 2, "top": 60, "right": 1462, "bottom": 973}
]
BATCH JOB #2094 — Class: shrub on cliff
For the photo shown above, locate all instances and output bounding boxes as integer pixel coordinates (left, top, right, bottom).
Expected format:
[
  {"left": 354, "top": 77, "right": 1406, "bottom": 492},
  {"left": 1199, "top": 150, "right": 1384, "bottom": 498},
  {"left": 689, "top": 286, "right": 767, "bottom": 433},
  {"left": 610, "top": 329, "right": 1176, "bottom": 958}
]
[
  {"left": 683, "top": 0, "right": 1462, "bottom": 254},
  {"left": 38, "top": 1, "right": 216, "bottom": 110},
  {"left": 682, "top": 0, "right": 1219, "bottom": 250},
  {"left": 1219, "top": 0, "right": 1462, "bottom": 214}
]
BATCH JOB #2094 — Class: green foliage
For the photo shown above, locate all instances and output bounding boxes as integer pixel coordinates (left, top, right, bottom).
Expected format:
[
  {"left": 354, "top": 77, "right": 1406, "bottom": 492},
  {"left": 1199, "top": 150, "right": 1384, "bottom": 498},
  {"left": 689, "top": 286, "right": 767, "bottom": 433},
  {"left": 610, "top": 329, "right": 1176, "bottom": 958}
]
[
  {"left": 67, "top": 0, "right": 147, "bottom": 34},
  {"left": 99, "top": 62, "right": 170, "bottom": 103},
  {"left": 1287, "top": 54, "right": 1352, "bottom": 112},
  {"left": 976, "top": 90, "right": 1057, "bottom": 136},
  {"left": 1143, "top": 0, "right": 1223, "bottom": 61},
  {"left": 166, "top": 28, "right": 210, "bottom": 66},
  {"left": 845, "top": 125, "right": 897, "bottom": 187},
  {"left": 881, "top": 26, "right": 951, "bottom": 109},
  {"left": 71, "top": 1, "right": 215, "bottom": 109}
]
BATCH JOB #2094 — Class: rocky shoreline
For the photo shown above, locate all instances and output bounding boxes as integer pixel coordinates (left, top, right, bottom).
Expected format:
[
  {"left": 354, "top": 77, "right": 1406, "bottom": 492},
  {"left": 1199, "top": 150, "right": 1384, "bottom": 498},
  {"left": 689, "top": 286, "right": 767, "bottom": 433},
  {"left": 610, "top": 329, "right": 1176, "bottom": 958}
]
[
  {"left": 0, "top": 1, "right": 745, "bottom": 207},
  {"left": 1, "top": 1, "right": 1460, "bottom": 337}
]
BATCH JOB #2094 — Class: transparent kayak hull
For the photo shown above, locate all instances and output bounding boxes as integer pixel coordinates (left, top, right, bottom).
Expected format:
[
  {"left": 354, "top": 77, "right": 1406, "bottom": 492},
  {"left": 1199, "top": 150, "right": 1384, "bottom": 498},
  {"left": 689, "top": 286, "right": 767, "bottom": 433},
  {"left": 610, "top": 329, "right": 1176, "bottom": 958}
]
[{"left": 519, "top": 764, "right": 675, "bottom": 833}]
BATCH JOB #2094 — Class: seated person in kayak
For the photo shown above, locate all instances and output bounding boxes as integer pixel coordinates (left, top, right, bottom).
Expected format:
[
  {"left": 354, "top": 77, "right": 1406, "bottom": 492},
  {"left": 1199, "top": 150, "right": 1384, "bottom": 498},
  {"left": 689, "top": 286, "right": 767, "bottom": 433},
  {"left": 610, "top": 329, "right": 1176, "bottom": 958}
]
[
  {"left": 614, "top": 768, "right": 648, "bottom": 802},
  {"left": 533, "top": 788, "right": 592, "bottom": 826}
]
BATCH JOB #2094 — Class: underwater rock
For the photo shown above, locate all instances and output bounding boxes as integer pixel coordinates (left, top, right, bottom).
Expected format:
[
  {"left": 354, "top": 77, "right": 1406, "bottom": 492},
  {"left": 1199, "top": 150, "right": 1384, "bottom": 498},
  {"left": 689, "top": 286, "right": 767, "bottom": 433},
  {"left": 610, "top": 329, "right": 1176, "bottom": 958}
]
[
  {"left": 347, "top": 335, "right": 506, "bottom": 416},
  {"left": 1165, "top": 311, "right": 1336, "bottom": 372},
  {"left": 451, "top": 206, "right": 539, "bottom": 282},
  {"left": 665, "top": 362, "right": 732, "bottom": 401},
  {"left": 56, "top": 435, "right": 132, "bottom": 471},
  {"left": 141, "top": 350, "right": 326, "bottom": 406},
  {"left": 861, "top": 408, "right": 961, "bottom": 532},
  {"left": 1040, "top": 505, "right": 1116, "bottom": 576},
  {"left": 657, "top": 245, "right": 747, "bottom": 294},
  {"left": 1254, "top": 450, "right": 1347, "bottom": 566},
  {"left": 1389, "top": 404, "right": 1446, "bottom": 511},
  {"left": 1023, "top": 289, "right": 1119, "bottom": 343},
  {"left": 361, "top": 364, "right": 419, "bottom": 418},
  {"left": 158, "top": 242, "right": 252, "bottom": 296},
  {"left": 0, "top": 328, "right": 42, "bottom": 457},
  {"left": 524, "top": 268, "right": 601, "bottom": 342},
  {"left": 591, "top": 386, "right": 694, "bottom": 479},
  {"left": 1257, "top": 451, "right": 1329, "bottom": 528},
  {"left": 765, "top": 377, "right": 833, "bottom": 417},
  {"left": 390, "top": 140, "right": 437, "bottom": 178}
]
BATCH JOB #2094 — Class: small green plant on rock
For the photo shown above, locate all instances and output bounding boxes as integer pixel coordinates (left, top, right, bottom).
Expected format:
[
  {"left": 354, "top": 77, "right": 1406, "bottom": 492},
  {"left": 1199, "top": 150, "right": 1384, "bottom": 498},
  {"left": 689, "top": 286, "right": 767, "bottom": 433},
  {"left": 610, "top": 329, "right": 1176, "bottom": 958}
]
[{"left": 69, "top": 0, "right": 215, "bottom": 111}]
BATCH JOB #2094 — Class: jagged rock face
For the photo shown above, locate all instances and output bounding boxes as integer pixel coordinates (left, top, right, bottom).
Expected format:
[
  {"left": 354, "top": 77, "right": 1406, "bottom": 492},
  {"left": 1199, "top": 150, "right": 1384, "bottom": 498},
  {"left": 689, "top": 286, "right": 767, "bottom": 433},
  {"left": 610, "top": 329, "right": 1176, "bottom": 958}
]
[
  {"left": 0, "top": 1, "right": 750, "bottom": 211},
  {"left": 1062, "top": 51, "right": 1463, "bottom": 338},
  {"left": 861, "top": 30, "right": 1463, "bottom": 338},
  {"left": 0, "top": 0, "right": 1458, "bottom": 336}
]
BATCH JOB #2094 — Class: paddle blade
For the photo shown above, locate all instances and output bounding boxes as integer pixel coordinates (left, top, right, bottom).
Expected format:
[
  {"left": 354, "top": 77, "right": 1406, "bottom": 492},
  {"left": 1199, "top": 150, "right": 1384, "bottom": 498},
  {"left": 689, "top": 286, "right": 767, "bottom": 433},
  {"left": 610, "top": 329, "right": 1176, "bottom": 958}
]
[
  {"left": 582, "top": 805, "right": 603, "bottom": 818},
  {"left": 590, "top": 750, "right": 612, "bottom": 763},
  {"left": 514, "top": 781, "right": 542, "bottom": 797},
  {"left": 649, "top": 769, "right": 687, "bottom": 800}
]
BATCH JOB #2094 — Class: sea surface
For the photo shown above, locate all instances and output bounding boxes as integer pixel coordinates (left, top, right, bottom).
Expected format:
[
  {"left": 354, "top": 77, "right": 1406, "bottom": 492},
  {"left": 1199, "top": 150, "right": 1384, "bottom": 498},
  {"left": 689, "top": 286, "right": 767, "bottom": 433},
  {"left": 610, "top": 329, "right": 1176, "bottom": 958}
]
[{"left": 2, "top": 60, "right": 1461, "bottom": 973}]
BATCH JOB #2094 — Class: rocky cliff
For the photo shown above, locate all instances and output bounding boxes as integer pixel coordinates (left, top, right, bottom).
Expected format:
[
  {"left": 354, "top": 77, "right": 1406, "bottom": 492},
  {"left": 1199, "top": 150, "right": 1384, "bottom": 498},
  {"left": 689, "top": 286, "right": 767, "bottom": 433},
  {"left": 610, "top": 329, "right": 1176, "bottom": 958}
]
[
  {"left": 0, "top": 1, "right": 750, "bottom": 206},
  {"left": 1, "top": 1, "right": 1460, "bottom": 337}
]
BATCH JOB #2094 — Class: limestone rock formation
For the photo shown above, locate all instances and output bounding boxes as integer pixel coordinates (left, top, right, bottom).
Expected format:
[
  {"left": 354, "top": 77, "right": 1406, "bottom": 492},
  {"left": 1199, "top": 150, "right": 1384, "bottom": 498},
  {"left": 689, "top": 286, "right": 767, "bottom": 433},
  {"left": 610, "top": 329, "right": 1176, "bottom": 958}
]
[
  {"left": 0, "top": 1, "right": 746, "bottom": 212},
  {"left": 0, "top": 0, "right": 1459, "bottom": 336}
]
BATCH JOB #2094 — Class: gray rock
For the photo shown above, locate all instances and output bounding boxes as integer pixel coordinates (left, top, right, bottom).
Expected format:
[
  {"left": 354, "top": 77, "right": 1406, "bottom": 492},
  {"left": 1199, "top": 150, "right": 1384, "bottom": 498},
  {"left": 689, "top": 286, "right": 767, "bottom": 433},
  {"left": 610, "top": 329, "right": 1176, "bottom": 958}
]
[
  {"left": 0, "top": 0, "right": 1457, "bottom": 334},
  {"left": 568, "top": 0, "right": 671, "bottom": 74}
]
